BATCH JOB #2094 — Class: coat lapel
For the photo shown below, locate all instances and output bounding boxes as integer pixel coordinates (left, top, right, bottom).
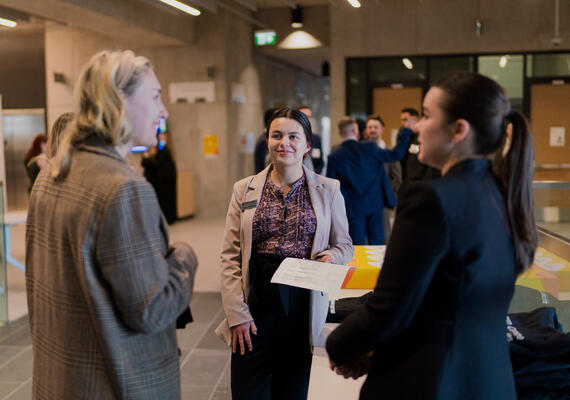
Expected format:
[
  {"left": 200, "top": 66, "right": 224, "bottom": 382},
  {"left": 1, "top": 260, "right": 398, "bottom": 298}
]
[
  {"left": 304, "top": 166, "right": 327, "bottom": 258},
  {"left": 241, "top": 166, "right": 270, "bottom": 291}
]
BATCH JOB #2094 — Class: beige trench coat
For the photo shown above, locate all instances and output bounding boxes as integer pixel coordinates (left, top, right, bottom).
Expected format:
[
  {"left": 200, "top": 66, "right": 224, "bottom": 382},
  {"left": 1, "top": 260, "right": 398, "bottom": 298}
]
[{"left": 215, "top": 165, "right": 353, "bottom": 346}]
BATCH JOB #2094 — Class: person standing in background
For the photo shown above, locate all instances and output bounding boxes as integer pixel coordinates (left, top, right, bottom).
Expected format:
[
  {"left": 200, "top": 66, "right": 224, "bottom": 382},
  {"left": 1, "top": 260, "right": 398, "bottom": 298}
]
[
  {"left": 363, "top": 115, "right": 402, "bottom": 243},
  {"left": 254, "top": 108, "right": 277, "bottom": 174},
  {"left": 142, "top": 132, "right": 178, "bottom": 224},
  {"left": 24, "top": 134, "right": 47, "bottom": 192},
  {"left": 400, "top": 107, "right": 441, "bottom": 186},
  {"left": 26, "top": 50, "right": 198, "bottom": 399},
  {"left": 327, "top": 117, "right": 410, "bottom": 245},
  {"left": 298, "top": 105, "right": 324, "bottom": 174}
]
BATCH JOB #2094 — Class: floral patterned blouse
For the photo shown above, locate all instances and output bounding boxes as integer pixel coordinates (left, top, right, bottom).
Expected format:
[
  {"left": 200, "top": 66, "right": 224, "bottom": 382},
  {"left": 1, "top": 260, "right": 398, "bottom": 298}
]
[{"left": 252, "top": 172, "right": 317, "bottom": 259}]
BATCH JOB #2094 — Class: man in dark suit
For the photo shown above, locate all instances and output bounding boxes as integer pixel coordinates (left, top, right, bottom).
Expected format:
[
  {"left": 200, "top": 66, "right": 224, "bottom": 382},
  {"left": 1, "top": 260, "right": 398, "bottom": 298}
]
[
  {"left": 327, "top": 116, "right": 411, "bottom": 245},
  {"left": 298, "top": 105, "right": 324, "bottom": 174},
  {"left": 254, "top": 108, "right": 277, "bottom": 173},
  {"left": 400, "top": 107, "right": 440, "bottom": 186}
]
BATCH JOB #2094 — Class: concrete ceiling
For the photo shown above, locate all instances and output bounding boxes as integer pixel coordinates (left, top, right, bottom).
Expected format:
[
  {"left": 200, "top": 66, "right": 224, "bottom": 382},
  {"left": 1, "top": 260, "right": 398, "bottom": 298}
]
[
  {"left": 256, "top": 0, "right": 330, "bottom": 7},
  {"left": 0, "top": 0, "right": 192, "bottom": 47},
  {"left": 0, "top": 0, "right": 330, "bottom": 75}
]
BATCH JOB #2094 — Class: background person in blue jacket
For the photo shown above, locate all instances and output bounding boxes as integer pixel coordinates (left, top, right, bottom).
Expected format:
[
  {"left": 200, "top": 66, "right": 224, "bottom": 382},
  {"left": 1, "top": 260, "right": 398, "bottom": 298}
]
[
  {"left": 326, "top": 72, "right": 537, "bottom": 400},
  {"left": 327, "top": 116, "right": 411, "bottom": 245}
]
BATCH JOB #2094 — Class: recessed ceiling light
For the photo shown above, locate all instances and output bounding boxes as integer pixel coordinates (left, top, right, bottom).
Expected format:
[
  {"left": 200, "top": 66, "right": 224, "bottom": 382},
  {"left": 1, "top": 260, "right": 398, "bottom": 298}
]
[
  {"left": 347, "top": 0, "right": 361, "bottom": 8},
  {"left": 499, "top": 55, "right": 508, "bottom": 68},
  {"left": 402, "top": 58, "right": 413, "bottom": 70},
  {"left": 157, "top": 0, "right": 200, "bottom": 16},
  {"left": 0, "top": 17, "right": 17, "bottom": 28}
]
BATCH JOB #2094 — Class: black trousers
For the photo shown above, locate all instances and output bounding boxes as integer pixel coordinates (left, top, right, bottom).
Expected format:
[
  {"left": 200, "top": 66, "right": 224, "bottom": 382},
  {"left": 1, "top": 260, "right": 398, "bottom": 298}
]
[{"left": 231, "top": 253, "right": 312, "bottom": 400}]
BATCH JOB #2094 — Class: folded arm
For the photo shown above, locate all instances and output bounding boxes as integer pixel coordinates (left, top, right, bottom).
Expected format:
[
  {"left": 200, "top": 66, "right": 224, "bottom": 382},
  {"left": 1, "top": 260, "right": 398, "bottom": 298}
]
[
  {"left": 96, "top": 179, "right": 197, "bottom": 334},
  {"left": 326, "top": 183, "right": 449, "bottom": 364}
]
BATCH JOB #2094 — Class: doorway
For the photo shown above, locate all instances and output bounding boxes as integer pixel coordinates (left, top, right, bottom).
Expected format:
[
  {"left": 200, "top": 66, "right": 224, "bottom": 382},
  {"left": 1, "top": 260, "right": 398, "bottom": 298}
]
[
  {"left": 372, "top": 86, "right": 423, "bottom": 146},
  {"left": 529, "top": 80, "right": 570, "bottom": 181}
]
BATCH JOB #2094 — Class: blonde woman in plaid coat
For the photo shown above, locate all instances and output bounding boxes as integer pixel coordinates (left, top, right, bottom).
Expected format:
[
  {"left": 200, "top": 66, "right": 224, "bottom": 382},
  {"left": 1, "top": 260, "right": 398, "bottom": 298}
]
[{"left": 26, "top": 50, "right": 197, "bottom": 399}]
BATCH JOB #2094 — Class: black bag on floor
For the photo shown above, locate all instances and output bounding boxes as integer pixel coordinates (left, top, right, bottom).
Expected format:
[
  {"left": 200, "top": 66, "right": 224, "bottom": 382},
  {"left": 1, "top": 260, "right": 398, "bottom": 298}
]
[
  {"left": 326, "top": 292, "right": 373, "bottom": 323},
  {"left": 508, "top": 307, "right": 570, "bottom": 400}
]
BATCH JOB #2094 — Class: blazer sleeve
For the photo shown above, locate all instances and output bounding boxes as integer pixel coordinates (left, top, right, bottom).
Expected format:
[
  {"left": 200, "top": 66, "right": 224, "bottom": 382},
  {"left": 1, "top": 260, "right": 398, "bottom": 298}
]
[
  {"left": 316, "top": 180, "right": 354, "bottom": 265},
  {"left": 326, "top": 183, "right": 449, "bottom": 364},
  {"left": 374, "top": 128, "right": 412, "bottom": 163},
  {"left": 219, "top": 180, "right": 254, "bottom": 327},
  {"left": 95, "top": 179, "right": 197, "bottom": 334}
]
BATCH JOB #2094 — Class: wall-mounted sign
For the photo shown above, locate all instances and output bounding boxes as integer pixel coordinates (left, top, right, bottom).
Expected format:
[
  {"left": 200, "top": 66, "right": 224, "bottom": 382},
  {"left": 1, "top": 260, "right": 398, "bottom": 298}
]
[
  {"left": 254, "top": 30, "right": 276, "bottom": 46},
  {"left": 549, "top": 127, "right": 565, "bottom": 147},
  {"left": 203, "top": 134, "right": 219, "bottom": 158}
]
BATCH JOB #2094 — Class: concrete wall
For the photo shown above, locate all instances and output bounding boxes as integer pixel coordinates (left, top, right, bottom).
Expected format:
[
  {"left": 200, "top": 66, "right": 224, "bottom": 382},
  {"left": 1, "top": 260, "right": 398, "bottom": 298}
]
[
  {"left": 44, "top": 22, "right": 129, "bottom": 128},
  {"left": 329, "top": 0, "right": 570, "bottom": 145},
  {"left": 139, "top": 12, "right": 231, "bottom": 218},
  {"left": 41, "top": 7, "right": 329, "bottom": 217},
  {"left": 0, "top": 29, "right": 45, "bottom": 109}
]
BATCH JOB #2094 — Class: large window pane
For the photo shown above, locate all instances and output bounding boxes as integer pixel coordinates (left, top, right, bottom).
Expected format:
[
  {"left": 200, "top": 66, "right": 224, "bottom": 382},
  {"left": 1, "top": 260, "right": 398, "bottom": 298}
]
[
  {"left": 478, "top": 55, "right": 524, "bottom": 111},
  {"left": 527, "top": 53, "right": 570, "bottom": 78},
  {"left": 429, "top": 56, "right": 475, "bottom": 84},
  {"left": 368, "top": 57, "right": 427, "bottom": 83},
  {"left": 347, "top": 59, "right": 367, "bottom": 119}
]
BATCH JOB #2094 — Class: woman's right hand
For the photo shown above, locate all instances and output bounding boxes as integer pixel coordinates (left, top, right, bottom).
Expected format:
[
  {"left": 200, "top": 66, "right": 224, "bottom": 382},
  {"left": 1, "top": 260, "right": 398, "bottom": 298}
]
[{"left": 231, "top": 320, "right": 258, "bottom": 355}]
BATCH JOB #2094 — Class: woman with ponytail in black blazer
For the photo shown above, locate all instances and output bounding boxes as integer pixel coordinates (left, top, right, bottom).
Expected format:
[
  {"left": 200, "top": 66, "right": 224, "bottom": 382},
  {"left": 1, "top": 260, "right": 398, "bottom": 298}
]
[{"left": 326, "top": 72, "right": 537, "bottom": 400}]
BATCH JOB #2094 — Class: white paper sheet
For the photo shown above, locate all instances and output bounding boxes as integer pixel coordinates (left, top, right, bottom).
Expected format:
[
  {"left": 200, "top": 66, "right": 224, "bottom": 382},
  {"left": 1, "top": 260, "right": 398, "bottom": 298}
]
[{"left": 270, "top": 258, "right": 351, "bottom": 297}]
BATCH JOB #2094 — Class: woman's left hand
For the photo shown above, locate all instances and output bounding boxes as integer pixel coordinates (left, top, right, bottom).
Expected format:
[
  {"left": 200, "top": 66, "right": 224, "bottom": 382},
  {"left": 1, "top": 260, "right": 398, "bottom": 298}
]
[{"left": 316, "top": 254, "right": 332, "bottom": 263}]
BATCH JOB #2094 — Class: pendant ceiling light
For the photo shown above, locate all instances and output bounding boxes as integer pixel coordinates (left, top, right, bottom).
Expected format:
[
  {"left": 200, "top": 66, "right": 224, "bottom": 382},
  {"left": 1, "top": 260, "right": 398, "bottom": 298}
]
[
  {"left": 291, "top": 6, "right": 303, "bottom": 28},
  {"left": 278, "top": 30, "right": 323, "bottom": 49}
]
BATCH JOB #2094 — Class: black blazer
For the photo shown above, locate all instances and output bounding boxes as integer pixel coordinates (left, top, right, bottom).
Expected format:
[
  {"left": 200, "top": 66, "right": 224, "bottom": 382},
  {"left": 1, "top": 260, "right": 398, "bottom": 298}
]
[
  {"left": 326, "top": 129, "right": 410, "bottom": 218},
  {"left": 327, "top": 159, "right": 518, "bottom": 400}
]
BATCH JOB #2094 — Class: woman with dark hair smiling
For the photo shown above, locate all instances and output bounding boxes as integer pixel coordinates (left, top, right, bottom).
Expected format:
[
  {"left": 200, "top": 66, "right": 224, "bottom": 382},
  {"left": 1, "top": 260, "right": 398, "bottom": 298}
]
[
  {"left": 326, "top": 72, "right": 537, "bottom": 400},
  {"left": 216, "top": 107, "right": 353, "bottom": 400}
]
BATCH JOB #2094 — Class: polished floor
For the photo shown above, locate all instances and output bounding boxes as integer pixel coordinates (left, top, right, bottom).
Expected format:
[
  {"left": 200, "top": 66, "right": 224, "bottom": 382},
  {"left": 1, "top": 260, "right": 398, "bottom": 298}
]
[
  {"left": 1, "top": 216, "right": 231, "bottom": 400},
  {"left": 2, "top": 212, "right": 569, "bottom": 400},
  {"left": 0, "top": 292, "right": 231, "bottom": 400}
]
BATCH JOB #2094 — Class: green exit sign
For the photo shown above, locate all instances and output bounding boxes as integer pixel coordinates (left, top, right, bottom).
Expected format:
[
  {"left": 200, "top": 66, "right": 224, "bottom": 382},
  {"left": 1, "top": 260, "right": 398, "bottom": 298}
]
[{"left": 254, "top": 30, "right": 276, "bottom": 46}]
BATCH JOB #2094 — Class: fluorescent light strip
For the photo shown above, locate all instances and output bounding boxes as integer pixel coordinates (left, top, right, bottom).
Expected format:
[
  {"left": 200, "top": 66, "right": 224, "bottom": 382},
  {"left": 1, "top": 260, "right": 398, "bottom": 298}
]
[
  {"left": 158, "top": 0, "right": 200, "bottom": 16},
  {"left": 347, "top": 0, "right": 361, "bottom": 8},
  {"left": 0, "top": 17, "right": 17, "bottom": 28}
]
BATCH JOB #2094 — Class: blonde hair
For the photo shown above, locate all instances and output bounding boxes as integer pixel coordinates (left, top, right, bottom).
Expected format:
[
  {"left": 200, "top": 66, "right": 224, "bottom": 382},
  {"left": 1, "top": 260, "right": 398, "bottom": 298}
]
[
  {"left": 51, "top": 50, "right": 152, "bottom": 180},
  {"left": 47, "top": 112, "right": 73, "bottom": 159}
]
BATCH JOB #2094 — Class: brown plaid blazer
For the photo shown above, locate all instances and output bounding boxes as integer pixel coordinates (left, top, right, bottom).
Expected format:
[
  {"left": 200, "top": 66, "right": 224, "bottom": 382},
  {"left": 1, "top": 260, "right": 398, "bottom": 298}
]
[{"left": 26, "top": 142, "right": 197, "bottom": 399}]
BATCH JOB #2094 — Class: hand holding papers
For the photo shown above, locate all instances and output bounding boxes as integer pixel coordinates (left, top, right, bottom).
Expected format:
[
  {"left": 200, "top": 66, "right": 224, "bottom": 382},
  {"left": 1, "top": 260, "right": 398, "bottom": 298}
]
[
  {"left": 271, "top": 258, "right": 351, "bottom": 297},
  {"left": 271, "top": 258, "right": 352, "bottom": 348}
]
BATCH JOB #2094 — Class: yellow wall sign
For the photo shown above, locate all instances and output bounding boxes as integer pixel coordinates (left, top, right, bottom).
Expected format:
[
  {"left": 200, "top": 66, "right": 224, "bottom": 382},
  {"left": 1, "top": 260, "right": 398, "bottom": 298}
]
[{"left": 203, "top": 134, "right": 219, "bottom": 158}]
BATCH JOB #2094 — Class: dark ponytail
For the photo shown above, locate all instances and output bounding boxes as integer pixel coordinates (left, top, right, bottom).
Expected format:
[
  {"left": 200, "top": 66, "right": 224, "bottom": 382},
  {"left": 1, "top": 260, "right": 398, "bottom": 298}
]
[
  {"left": 493, "top": 111, "right": 537, "bottom": 274},
  {"left": 436, "top": 72, "right": 536, "bottom": 275}
]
